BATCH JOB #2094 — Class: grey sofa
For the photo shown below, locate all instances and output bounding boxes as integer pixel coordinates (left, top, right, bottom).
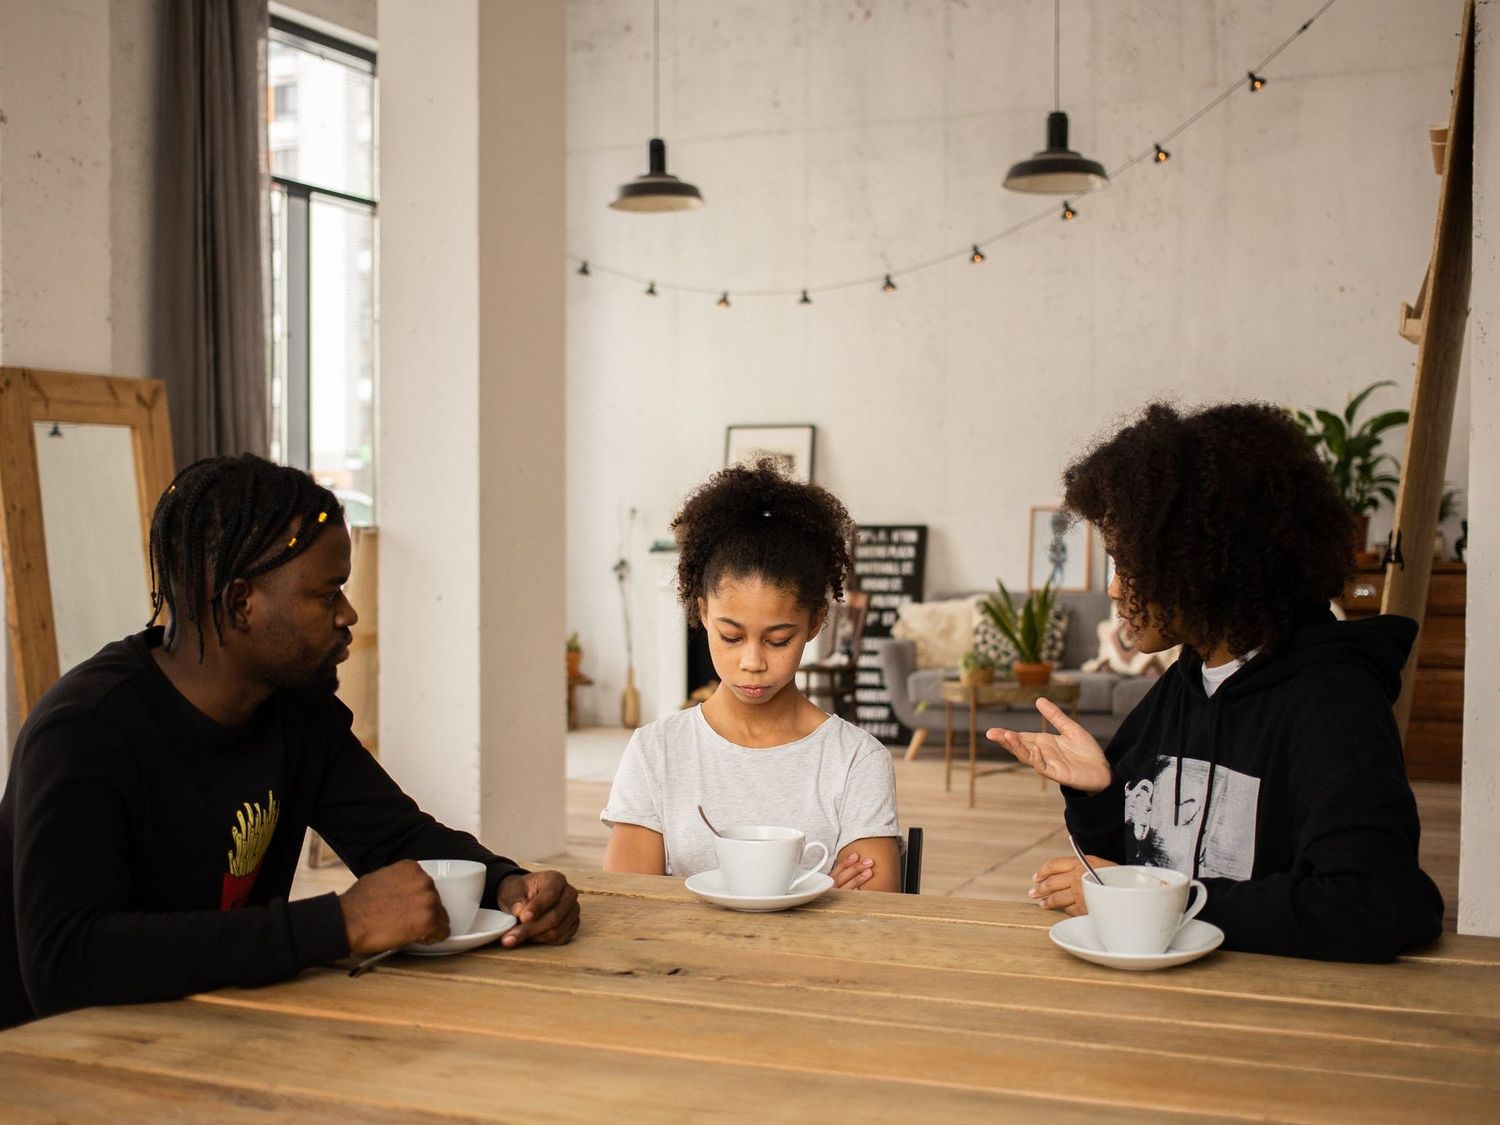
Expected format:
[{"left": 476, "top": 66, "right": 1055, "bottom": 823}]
[{"left": 875, "top": 590, "right": 1156, "bottom": 757}]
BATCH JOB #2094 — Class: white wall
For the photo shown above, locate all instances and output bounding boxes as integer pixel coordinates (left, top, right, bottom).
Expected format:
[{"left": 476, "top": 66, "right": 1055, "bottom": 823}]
[
  {"left": 1460, "top": 0, "right": 1497, "bottom": 938},
  {"left": 379, "top": 0, "right": 567, "bottom": 859},
  {"left": 564, "top": 0, "right": 1471, "bottom": 725},
  {"left": 0, "top": 0, "right": 160, "bottom": 777}
]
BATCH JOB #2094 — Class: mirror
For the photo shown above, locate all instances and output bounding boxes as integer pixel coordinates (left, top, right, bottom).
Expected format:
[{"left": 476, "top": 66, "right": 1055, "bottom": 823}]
[{"left": 0, "top": 368, "right": 174, "bottom": 718}]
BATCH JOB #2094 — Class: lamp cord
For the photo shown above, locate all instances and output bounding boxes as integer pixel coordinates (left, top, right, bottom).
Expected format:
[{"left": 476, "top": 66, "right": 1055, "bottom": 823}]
[
  {"left": 1053, "top": 0, "right": 1061, "bottom": 112},
  {"left": 653, "top": 0, "right": 660, "bottom": 136}
]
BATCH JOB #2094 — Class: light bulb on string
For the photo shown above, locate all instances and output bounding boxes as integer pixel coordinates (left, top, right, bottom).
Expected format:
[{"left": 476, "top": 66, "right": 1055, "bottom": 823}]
[
  {"left": 1061, "top": 201, "right": 1077, "bottom": 221},
  {"left": 1154, "top": 144, "right": 1170, "bottom": 163},
  {"left": 799, "top": 290, "right": 812, "bottom": 305},
  {"left": 970, "top": 245, "right": 986, "bottom": 264},
  {"left": 1248, "top": 71, "right": 1266, "bottom": 92},
  {"left": 577, "top": 261, "right": 591, "bottom": 276},
  {"left": 645, "top": 281, "right": 657, "bottom": 296},
  {"left": 882, "top": 274, "right": 897, "bottom": 292},
  {"left": 717, "top": 292, "right": 731, "bottom": 308}
]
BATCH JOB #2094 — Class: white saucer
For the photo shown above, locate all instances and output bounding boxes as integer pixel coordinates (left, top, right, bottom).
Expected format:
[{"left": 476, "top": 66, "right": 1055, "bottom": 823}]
[
  {"left": 1048, "top": 915, "right": 1225, "bottom": 971},
  {"left": 684, "top": 869, "right": 835, "bottom": 913},
  {"left": 403, "top": 908, "right": 518, "bottom": 956}
]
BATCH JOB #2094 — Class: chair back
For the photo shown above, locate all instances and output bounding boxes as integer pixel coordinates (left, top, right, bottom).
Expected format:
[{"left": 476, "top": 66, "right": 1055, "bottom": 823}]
[{"left": 902, "top": 826, "right": 924, "bottom": 895}]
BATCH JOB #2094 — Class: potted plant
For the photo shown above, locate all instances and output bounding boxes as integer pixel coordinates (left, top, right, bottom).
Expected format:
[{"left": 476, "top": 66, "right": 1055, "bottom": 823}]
[
  {"left": 1289, "top": 380, "right": 1409, "bottom": 558},
  {"left": 566, "top": 632, "right": 583, "bottom": 679},
  {"left": 958, "top": 650, "right": 997, "bottom": 688},
  {"left": 981, "top": 579, "right": 1057, "bottom": 688}
]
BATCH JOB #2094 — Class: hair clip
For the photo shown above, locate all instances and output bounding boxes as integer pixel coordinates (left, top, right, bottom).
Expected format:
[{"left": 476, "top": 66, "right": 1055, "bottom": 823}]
[
  {"left": 287, "top": 536, "right": 298, "bottom": 548},
  {"left": 168, "top": 485, "right": 177, "bottom": 493},
  {"left": 317, "top": 511, "right": 328, "bottom": 523},
  {"left": 762, "top": 510, "right": 772, "bottom": 518}
]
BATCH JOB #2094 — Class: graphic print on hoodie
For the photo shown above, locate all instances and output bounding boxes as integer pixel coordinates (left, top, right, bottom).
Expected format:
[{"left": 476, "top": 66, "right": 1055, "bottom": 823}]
[{"left": 1123, "top": 759, "right": 1257, "bottom": 879}]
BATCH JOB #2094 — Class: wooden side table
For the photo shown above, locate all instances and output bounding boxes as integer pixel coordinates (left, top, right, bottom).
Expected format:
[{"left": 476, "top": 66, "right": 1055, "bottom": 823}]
[
  {"left": 941, "top": 677, "right": 1081, "bottom": 807},
  {"left": 566, "top": 673, "right": 594, "bottom": 731}
]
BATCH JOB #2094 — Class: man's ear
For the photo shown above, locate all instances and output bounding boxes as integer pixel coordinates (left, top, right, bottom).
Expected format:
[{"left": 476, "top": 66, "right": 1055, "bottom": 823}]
[{"left": 222, "top": 577, "right": 255, "bottom": 634}]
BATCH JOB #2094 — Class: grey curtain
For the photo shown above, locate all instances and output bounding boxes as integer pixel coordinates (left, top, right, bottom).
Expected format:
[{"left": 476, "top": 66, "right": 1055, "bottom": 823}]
[{"left": 153, "top": 0, "right": 269, "bottom": 465}]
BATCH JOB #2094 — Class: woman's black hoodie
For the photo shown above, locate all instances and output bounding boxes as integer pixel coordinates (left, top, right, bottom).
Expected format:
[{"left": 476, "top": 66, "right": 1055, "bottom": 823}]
[{"left": 1064, "top": 607, "right": 1444, "bottom": 962}]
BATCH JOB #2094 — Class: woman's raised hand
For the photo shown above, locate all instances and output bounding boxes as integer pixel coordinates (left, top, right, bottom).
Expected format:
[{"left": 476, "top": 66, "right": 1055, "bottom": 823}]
[{"left": 987, "top": 698, "right": 1112, "bottom": 793}]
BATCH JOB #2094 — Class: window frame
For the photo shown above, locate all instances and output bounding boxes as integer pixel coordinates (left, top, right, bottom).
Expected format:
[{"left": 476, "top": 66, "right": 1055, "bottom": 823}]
[{"left": 267, "top": 15, "right": 379, "bottom": 519}]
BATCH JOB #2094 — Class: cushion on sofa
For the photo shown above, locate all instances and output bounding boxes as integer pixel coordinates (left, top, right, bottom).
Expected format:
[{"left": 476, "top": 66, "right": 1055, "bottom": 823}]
[
  {"left": 973, "top": 604, "right": 1071, "bottom": 667},
  {"left": 892, "top": 597, "right": 983, "bottom": 669},
  {"left": 1082, "top": 606, "right": 1182, "bottom": 676}
]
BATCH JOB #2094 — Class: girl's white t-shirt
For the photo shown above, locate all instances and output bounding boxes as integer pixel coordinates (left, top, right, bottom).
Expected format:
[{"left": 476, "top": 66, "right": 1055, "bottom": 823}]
[{"left": 600, "top": 706, "right": 901, "bottom": 878}]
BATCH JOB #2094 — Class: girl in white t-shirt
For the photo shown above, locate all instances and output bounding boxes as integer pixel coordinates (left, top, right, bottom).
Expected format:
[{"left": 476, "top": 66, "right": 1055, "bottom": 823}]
[{"left": 602, "top": 461, "right": 901, "bottom": 890}]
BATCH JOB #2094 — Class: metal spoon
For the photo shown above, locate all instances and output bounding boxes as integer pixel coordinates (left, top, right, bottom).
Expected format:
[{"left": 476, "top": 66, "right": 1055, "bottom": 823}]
[
  {"left": 698, "top": 805, "right": 724, "bottom": 837},
  {"left": 1067, "top": 832, "right": 1104, "bottom": 885}
]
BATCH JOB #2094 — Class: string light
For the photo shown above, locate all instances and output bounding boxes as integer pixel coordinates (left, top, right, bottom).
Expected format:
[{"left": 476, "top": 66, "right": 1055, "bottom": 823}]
[
  {"left": 571, "top": 1, "right": 1336, "bottom": 303},
  {"left": 645, "top": 281, "right": 657, "bottom": 296}
]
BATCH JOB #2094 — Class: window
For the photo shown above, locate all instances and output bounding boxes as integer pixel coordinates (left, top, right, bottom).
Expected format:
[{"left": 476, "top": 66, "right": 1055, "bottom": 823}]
[{"left": 268, "top": 18, "right": 378, "bottom": 526}]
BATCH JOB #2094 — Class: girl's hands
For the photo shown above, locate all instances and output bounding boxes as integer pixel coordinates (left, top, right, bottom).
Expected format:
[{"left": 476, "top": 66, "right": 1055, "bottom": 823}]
[
  {"left": 987, "top": 698, "right": 1112, "bottom": 793},
  {"left": 1028, "top": 854, "right": 1117, "bottom": 915},
  {"left": 832, "top": 851, "right": 876, "bottom": 890}
]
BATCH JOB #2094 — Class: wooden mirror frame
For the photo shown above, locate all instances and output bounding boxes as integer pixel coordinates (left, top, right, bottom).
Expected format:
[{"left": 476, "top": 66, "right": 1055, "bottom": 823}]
[{"left": 0, "top": 368, "right": 174, "bottom": 719}]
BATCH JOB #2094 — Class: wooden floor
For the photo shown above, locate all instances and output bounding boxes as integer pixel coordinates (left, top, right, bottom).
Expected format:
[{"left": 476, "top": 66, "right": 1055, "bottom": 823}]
[{"left": 297, "top": 732, "right": 1461, "bottom": 932}]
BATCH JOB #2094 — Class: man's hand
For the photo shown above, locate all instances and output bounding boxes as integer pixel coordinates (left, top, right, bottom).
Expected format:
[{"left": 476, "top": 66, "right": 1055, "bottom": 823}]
[
  {"left": 339, "top": 860, "right": 449, "bottom": 955},
  {"left": 496, "top": 870, "right": 581, "bottom": 948},
  {"left": 987, "top": 698, "right": 1113, "bottom": 793},
  {"left": 1028, "top": 854, "right": 1117, "bottom": 915}
]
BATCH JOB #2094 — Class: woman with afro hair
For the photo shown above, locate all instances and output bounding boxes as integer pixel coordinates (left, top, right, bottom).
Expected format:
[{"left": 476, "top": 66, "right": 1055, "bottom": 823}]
[
  {"left": 601, "top": 461, "right": 902, "bottom": 891},
  {"left": 989, "top": 401, "right": 1443, "bottom": 961}
]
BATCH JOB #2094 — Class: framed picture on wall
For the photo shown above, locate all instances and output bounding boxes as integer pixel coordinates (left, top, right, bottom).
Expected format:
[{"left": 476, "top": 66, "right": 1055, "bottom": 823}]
[
  {"left": 724, "top": 424, "right": 816, "bottom": 482},
  {"left": 1028, "top": 506, "right": 1091, "bottom": 592}
]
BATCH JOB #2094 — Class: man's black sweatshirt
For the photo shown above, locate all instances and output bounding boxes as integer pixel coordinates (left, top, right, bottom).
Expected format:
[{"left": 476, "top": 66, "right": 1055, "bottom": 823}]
[
  {"left": 1064, "top": 608, "right": 1444, "bottom": 962},
  {"left": 1, "top": 629, "right": 525, "bottom": 1027}
]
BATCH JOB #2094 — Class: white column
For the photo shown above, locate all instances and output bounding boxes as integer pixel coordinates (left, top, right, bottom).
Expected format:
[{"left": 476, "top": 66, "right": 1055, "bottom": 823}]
[
  {"left": 1459, "top": 0, "right": 1498, "bottom": 937},
  {"left": 377, "top": 0, "right": 566, "bottom": 859}
]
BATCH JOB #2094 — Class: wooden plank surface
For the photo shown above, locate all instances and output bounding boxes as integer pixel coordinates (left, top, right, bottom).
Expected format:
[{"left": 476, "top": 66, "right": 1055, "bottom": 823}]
[{"left": 3, "top": 872, "right": 1497, "bottom": 1121}]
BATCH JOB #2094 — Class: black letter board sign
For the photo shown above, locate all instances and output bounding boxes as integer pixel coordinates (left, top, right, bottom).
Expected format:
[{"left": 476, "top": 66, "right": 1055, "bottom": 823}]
[{"left": 853, "top": 525, "right": 927, "bottom": 744}]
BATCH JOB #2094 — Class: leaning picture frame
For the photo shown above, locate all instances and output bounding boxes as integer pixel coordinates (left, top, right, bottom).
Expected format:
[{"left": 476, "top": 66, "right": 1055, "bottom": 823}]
[
  {"left": 1027, "top": 506, "right": 1091, "bottom": 592},
  {"left": 724, "top": 424, "right": 816, "bottom": 482}
]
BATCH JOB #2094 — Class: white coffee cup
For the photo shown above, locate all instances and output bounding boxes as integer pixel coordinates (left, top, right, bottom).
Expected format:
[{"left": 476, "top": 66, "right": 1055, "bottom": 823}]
[
  {"left": 418, "top": 858, "right": 487, "bottom": 937},
  {"left": 1081, "top": 865, "right": 1208, "bottom": 955},
  {"left": 712, "top": 826, "right": 830, "bottom": 897}
]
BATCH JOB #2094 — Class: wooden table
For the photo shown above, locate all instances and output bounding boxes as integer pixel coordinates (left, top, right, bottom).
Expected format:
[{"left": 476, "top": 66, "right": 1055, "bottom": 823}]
[
  {"left": 943, "top": 676, "right": 1081, "bottom": 806},
  {"left": 3, "top": 869, "right": 1498, "bottom": 1121},
  {"left": 566, "top": 672, "right": 593, "bottom": 731}
]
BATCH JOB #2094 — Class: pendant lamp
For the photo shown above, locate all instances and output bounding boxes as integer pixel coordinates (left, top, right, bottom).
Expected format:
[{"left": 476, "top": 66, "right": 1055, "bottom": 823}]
[
  {"left": 1003, "top": 0, "right": 1109, "bottom": 196},
  {"left": 610, "top": 0, "right": 703, "bottom": 212}
]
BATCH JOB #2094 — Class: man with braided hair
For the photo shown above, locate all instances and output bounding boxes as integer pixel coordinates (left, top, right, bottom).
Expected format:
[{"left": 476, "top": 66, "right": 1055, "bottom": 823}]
[{"left": 0, "top": 454, "right": 579, "bottom": 1028}]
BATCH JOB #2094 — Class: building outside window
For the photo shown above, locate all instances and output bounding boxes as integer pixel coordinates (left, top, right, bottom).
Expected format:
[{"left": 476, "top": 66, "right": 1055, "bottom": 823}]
[{"left": 267, "top": 18, "right": 377, "bottom": 526}]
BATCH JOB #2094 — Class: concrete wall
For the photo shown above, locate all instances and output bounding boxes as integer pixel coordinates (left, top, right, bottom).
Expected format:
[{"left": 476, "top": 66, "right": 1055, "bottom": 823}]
[
  {"left": 378, "top": 0, "right": 567, "bottom": 859},
  {"left": 1461, "top": 0, "right": 1496, "bottom": 938},
  {"left": 0, "top": 0, "right": 160, "bottom": 779},
  {"left": 564, "top": 0, "right": 1471, "bottom": 727}
]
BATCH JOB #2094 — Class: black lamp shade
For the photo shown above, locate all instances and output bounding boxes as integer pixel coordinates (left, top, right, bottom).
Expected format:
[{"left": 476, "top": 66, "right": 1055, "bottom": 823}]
[
  {"left": 1004, "top": 111, "right": 1109, "bottom": 195},
  {"left": 610, "top": 138, "right": 704, "bottom": 212}
]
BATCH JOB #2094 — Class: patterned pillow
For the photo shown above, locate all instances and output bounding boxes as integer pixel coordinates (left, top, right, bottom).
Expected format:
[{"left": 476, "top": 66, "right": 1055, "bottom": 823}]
[{"left": 974, "top": 604, "right": 1071, "bottom": 668}]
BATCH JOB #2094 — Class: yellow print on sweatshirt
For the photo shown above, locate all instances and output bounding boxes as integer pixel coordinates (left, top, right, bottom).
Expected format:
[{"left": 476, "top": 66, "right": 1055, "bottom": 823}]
[{"left": 226, "top": 791, "right": 280, "bottom": 878}]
